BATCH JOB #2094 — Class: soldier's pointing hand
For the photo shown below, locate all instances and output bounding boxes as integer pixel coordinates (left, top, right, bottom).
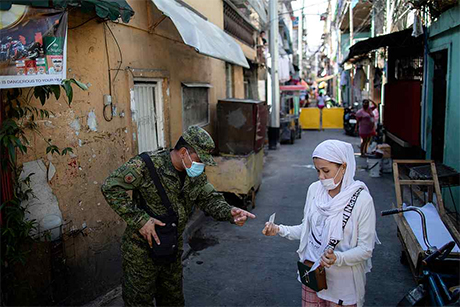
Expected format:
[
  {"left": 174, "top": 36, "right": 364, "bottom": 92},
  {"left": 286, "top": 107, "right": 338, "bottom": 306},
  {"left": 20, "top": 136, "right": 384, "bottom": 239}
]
[
  {"left": 139, "top": 218, "right": 166, "bottom": 247},
  {"left": 231, "top": 207, "right": 256, "bottom": 226}
]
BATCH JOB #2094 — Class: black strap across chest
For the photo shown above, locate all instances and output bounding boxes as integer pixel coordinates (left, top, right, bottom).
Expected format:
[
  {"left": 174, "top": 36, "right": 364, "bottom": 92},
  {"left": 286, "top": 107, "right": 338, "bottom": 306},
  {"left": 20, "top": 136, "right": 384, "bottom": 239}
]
[
  {"left": 325, "top": 187, "right": 364, "bottom": 251},
  {"left": 139, "top": 152, "right": 175, "bottom": 216}
]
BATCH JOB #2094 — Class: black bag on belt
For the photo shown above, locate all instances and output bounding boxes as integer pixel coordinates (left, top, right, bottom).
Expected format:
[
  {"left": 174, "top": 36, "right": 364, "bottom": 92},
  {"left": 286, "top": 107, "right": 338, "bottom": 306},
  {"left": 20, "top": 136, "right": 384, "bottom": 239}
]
[{"left": 138, "top": 152, "right": 179, "bottom": 262}]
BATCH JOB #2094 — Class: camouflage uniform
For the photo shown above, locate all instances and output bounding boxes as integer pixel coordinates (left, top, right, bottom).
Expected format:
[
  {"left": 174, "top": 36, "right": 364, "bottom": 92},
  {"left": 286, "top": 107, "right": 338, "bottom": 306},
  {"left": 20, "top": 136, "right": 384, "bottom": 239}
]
[{"left": 101, "top": 127, "right": 234, "bottom": 307}]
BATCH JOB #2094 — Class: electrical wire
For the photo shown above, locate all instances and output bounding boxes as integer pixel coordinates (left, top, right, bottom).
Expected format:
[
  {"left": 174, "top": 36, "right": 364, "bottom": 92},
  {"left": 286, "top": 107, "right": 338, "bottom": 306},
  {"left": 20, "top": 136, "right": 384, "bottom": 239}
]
[
  {"left": 103, "top": 23, "right": 113, "bottom": 122},
  {"left": 111, "top": 19, "right": 186, "bottom": 46},
  {"left": 351, "top": 4, "right": 386, "bottom": 38},
  {"left": 105, "top": 22, "right": 123, "bottom": 84},
  {"left": 103, "top": 24, "right": 112, "bottom": 96},
  {"left": 103, "top": 104, "right": 113, "bottom": 122},
  {"left": 390, "top": 1, "right": 413, "bottom": 33},
  {"left": 68, "top": 16, "right": 98, "bottom": 30},
  {"left": 265, "top": 1, "right": 329, "bottom": 26},
  {"left": 150, "top": 31, "right": 187, "bottom": 45}
]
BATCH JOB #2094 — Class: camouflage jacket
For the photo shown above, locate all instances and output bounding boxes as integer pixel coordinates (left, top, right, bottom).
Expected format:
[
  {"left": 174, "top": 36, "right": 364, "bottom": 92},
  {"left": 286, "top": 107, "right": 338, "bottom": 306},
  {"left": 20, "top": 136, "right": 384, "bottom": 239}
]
[{"left": 101, "top": 149, "right": 234, "bottom": 236}]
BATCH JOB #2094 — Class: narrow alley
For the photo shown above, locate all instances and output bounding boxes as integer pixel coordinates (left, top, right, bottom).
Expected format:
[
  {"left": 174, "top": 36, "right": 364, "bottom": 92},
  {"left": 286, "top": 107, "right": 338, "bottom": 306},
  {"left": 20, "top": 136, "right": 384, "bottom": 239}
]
[
  {"left": 2, "top": 1, "right": 460, "bottom": 306},
  {"left": 183, "top": 129, "right": 414, "bottom": 306}
]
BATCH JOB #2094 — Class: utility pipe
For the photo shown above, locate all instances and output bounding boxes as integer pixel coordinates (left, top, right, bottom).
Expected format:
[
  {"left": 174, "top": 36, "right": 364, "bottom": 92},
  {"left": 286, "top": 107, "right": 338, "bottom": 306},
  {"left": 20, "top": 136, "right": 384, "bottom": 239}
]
[{"left": 268, "top": 0, "right": 280, "bottom": 150}]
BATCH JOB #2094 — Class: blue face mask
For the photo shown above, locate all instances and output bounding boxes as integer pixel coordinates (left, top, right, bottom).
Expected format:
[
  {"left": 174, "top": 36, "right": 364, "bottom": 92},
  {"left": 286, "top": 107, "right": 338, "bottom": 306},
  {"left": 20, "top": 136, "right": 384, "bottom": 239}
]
[{"left": 182, "top": 150, "right": 205, "bottom": 177}]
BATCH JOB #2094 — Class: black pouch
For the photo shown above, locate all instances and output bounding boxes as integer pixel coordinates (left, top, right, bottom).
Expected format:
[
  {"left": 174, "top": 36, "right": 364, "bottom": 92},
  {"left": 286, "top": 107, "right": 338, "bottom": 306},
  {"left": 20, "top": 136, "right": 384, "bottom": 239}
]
[
  {"left": 138, "top": 153, "right": 179, "bottom": 263},
  {"left": 150, "top": 214, "right": 178, "bottom": 260}
]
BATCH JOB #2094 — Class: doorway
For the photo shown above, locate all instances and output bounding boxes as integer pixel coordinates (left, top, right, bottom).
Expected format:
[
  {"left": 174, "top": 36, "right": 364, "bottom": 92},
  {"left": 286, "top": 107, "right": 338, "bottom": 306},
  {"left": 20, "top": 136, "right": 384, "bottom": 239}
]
[
  {"left": 430, "top": 50, "right": 448, "bottom": 162},
  {"left": 133, "top": 81, "right": 164, "bottom": 153}
]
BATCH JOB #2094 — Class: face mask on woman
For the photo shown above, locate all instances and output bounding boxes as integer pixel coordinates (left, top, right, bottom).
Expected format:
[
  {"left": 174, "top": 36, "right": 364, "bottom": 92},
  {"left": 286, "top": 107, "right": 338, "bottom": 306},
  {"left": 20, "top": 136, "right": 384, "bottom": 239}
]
[
  {"left": 182, "top": 150, "right": 205, "bottom": 177},
  {"left": 320, "top": 165, "right": 343, "bottom": 190}
]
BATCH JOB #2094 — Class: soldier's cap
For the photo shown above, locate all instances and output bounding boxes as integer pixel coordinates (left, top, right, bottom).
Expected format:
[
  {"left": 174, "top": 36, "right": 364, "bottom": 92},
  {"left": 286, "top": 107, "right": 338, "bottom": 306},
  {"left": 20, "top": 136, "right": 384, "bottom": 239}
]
[{"left": 182, "top": 126, "right": 216, "bottom": 166}]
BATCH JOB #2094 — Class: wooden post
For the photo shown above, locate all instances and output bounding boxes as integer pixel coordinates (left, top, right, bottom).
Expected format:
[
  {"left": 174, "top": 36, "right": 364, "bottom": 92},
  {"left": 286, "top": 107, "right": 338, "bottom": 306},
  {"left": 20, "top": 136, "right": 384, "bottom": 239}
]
[{"left": 393, "top": 161, "right": 403, "bottom": 208}]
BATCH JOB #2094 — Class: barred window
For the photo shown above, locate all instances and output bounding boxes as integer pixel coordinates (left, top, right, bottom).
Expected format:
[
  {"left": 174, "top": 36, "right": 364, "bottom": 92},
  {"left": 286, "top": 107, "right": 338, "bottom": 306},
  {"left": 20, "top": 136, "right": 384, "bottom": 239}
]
[{"left": 182, "top": 83, "right": 211, "bottom": 130}]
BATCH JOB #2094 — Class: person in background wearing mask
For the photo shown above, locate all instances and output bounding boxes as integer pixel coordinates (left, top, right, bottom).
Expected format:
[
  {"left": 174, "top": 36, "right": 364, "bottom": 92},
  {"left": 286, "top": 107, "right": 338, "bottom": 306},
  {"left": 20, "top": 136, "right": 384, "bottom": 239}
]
[
  {"left": 102, "top": 126, "right": 256, "bottom": 306},
  {"left": 355, "top": 99, "right": 375, "bottom": 156},
  {"left": 262, "top": 140, "right": 378, "bottom": 307}
]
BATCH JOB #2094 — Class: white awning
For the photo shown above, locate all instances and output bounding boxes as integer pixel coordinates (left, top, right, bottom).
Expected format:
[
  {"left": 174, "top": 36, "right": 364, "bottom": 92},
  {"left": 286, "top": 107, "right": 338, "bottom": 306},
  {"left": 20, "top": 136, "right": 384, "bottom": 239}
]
[{"left": 152, "top": 0, "right": 250, "bottom": 68}]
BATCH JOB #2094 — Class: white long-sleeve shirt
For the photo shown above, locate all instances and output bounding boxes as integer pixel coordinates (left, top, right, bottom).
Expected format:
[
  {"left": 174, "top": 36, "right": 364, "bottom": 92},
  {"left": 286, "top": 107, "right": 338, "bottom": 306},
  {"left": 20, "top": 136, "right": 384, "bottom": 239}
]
[{"left": 278, "top": 181, "right": 378, "bottom": 307}]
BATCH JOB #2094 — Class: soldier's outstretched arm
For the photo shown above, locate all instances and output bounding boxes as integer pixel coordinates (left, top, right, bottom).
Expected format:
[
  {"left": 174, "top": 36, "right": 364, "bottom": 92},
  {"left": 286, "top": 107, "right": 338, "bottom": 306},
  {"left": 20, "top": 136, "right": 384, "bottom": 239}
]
[
  {"left": 196, "top": 182, "right": 256, "bottom": 226},
  {"left": 101, "top": 157, "right": 150, "bottom": 230}
]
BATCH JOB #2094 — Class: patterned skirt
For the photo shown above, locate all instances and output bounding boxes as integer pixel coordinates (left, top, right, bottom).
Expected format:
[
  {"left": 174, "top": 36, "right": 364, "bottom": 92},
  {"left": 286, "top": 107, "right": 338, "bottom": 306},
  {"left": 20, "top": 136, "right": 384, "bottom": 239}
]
[{"left": 302, "top": 285, "right": 357, "bottom": 307}]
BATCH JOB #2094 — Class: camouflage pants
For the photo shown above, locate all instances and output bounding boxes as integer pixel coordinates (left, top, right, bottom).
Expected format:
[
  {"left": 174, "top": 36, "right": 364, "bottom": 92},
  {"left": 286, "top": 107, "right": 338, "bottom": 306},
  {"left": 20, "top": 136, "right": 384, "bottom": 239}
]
[{"left": 121, "top": 232, "right": 184, "bottom": 307}]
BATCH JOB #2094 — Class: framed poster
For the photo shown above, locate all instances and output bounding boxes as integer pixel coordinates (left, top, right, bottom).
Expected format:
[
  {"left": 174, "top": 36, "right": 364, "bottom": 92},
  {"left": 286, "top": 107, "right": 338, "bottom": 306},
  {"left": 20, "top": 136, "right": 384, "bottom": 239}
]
[{"left": 0, "top": 5, "right": 67, "bottom": 88}]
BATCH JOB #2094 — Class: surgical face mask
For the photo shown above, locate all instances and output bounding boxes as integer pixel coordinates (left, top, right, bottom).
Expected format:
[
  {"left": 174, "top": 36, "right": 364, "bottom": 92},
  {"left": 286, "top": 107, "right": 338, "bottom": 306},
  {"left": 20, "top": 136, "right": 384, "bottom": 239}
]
[
  {"left": 182, "top": 150, "right": 205, "bottom": 177},
  {"left": 320, "top": 165, "right": 343, "bottom": 190}
]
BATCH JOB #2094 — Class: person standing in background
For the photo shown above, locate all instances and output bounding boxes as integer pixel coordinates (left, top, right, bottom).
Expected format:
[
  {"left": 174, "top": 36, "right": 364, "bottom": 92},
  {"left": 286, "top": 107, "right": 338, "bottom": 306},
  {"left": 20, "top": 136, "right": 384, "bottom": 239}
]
[
  {"left": 355, "top": 100, "right": 375, "bottom": 156},
  {"left": 317, "top": 92, "right": 325, "bottom": 131}
]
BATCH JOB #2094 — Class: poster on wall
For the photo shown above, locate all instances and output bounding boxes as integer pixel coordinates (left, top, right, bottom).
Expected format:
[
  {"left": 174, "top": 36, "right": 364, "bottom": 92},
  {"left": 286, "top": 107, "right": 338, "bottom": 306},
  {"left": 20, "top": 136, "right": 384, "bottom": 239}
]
[{"left": 0, "top": 5, "right": 67, "bottom": 89}]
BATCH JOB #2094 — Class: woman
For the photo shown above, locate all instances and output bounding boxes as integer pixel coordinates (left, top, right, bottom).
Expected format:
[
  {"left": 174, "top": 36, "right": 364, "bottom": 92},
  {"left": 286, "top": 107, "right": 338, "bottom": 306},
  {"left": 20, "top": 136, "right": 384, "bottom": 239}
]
[
  {"left": 262, "top": 140, "right": 378, "bottom": 307},
  {"left": 317, "top": 92, "right": 325, "bottom": 131},
  {"left": 355, "top": 100, "right": 375, "bottom": 156}
]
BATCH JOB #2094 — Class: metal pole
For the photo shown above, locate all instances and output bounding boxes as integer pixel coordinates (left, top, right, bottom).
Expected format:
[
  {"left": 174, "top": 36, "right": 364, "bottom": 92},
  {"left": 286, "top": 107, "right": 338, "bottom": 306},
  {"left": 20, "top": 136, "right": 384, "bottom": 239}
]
[
  {"left": 386, "top": 0, "right": 391, "bottom": 34},
  {"left": 299, "top": 0, "right": 305, "bottom": 78},
  {"left": 371, "top": 3, "right": 375, "bottom": 38},
  {"left": 349, "top": 0, "right": 354, "bottom": 47},
  {"left": 348, "top": 1, "right": 354, "bottom": 106},
  {"left": 268, "top": 0, "right": 279, "bottom": 150}
]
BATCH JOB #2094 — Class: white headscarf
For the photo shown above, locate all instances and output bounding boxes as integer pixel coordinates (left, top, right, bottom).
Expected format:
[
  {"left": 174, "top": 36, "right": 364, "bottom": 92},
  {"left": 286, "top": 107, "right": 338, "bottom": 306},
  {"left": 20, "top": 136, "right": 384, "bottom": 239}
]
[{"left": 309, "top": 140, "right": 369, "bottom": 271}]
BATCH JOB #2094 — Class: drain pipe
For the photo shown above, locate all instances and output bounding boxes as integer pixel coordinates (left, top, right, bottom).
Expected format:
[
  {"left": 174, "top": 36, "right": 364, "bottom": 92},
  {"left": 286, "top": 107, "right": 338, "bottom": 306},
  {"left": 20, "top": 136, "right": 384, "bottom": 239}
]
[{"left": 268, "top": 0, "right": 280, "bottom": 150}]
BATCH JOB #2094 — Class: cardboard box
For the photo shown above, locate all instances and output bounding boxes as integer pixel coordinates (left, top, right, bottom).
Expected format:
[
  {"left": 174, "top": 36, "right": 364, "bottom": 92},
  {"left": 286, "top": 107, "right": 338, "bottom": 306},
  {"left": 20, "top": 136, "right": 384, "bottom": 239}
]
[{"left": 377, "top": 143, "right": 391, "bottom": 158}]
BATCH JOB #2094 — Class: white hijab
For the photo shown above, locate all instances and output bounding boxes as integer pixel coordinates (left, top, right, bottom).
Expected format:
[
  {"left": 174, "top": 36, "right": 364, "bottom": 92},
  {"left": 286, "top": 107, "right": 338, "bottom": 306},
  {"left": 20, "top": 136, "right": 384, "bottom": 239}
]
[{"left": 309, "top": 140, "right": 369, "bottom": 271}]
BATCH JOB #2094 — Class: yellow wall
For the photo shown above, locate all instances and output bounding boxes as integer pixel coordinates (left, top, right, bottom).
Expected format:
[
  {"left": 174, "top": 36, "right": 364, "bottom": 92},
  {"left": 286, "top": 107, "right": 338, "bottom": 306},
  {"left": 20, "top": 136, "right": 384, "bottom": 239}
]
[
  {"left": 14, "top": 0, "right": 248, "bottom": 303},
  {"left": 185, "top": 0, "right": 224, "bottom": 29}
]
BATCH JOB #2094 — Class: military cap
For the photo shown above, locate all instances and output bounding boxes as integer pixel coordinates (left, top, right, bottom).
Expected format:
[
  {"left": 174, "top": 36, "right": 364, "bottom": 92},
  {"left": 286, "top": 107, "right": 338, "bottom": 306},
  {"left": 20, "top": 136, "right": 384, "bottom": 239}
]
[{"left": 182, "top": 126, "right": 216, "bottom": 166}]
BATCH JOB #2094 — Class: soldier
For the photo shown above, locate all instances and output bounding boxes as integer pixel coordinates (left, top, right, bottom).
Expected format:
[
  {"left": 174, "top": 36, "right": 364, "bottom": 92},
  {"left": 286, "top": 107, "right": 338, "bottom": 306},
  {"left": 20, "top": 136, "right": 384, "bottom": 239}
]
[{"left": 101, "top": 126, "right": 256, "bottom": 307}]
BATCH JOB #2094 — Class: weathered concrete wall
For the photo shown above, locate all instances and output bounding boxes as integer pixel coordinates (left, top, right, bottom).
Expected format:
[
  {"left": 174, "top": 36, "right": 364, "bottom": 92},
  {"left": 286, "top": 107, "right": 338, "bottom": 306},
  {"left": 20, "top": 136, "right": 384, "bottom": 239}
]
[{"left": 15, "top": 0, "right": 246, "bottom": 304}]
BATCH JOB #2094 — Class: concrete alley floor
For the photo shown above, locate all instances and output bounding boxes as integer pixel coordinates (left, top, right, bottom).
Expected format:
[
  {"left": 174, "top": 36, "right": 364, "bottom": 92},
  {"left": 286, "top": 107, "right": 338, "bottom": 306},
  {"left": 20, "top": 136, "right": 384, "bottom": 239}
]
[{"left": 183, "top": 129, "right": 414, "bottom": 307}]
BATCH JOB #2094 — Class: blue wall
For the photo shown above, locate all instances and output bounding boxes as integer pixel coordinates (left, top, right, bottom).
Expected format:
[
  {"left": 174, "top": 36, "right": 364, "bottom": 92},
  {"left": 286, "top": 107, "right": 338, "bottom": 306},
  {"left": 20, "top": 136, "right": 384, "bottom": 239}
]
[{"left": 423, "top": 5, "right": 460, "bottom": 213}]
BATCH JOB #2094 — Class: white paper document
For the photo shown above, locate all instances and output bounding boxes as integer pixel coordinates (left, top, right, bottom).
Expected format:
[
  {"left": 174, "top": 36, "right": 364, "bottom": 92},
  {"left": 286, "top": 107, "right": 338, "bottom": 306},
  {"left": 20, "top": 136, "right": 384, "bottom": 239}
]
[{"left": 268, "top": 213, "right": 276, "bottom": 224}]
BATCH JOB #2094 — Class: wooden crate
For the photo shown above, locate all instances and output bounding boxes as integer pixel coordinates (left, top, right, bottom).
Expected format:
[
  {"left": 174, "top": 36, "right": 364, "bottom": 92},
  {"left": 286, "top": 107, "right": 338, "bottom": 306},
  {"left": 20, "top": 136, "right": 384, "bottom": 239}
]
[{"left": 392, "top": 160, "right": 460, "bottom": 278}]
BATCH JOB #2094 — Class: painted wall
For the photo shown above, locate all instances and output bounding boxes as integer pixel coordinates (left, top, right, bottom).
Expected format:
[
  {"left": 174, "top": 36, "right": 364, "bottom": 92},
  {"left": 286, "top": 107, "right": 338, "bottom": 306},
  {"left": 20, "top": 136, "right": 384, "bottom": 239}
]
[
  {"left": 185, "top": 0, "right": 224, "bottom": 29},
  {"left": 424, "top": 5, "right": 460, "bottom": 213},
  {"left": 13, "top": 0, "right": 248, "bottom": 304}
]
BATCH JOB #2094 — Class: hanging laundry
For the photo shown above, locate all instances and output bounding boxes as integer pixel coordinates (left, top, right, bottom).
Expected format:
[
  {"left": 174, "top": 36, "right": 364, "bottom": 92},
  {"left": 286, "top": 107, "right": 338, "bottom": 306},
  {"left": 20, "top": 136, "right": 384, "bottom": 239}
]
[
  {"left": 278, "top": 55, "right": 291, "bottom": 83},
  {"left": 354, "top": 66, "right": 367, "bottom": 91},
  {"left": 340, "top": 70, "right": 348, "bottom": 86}
]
